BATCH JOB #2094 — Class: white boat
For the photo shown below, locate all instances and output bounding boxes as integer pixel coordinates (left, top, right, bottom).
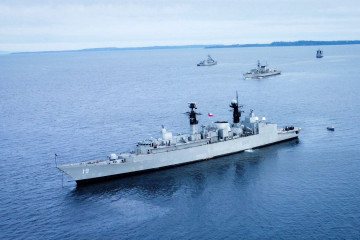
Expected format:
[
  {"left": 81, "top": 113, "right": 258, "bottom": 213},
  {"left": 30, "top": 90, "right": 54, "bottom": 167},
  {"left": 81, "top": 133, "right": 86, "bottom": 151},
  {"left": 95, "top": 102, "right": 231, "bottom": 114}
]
[
  {"left": 197, "top": 55, "right": 217, "bottom": 66},
  {"left": 57, "top": 93, "right": 301, "bottom": 185},
  {"left": 316, "top": 49, "right": 323, "bottom": 58},
  {"left": 243, "top": 61, "right": 281, "bottom": 79}
]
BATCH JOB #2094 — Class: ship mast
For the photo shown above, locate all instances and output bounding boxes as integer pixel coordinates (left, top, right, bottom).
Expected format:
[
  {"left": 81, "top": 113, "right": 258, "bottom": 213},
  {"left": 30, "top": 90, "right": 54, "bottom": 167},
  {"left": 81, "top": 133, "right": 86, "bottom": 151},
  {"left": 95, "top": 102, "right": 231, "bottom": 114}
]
[
  {"left": 229, "top": 91, "right": 243, "bottom": 124},
  {"left": 186, "top": 102, "right": 201, "bottom": 134}
]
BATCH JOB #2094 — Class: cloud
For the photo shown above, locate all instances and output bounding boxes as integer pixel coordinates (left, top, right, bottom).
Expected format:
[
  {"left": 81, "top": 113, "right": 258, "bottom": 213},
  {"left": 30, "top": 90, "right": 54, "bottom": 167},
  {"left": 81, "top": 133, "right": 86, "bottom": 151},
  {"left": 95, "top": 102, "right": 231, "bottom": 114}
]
[{"left": 0, "top": 0, "right": 359, "bottom": 51}]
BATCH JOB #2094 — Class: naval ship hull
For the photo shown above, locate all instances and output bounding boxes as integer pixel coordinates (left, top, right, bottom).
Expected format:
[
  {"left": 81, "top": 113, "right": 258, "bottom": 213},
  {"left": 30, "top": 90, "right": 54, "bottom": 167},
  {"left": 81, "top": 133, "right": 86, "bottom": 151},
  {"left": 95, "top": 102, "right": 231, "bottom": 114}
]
[
  {"left": 58, "top": 125, "right": 299, "bottom": 185},
  {"left": 197, "top": 62, "right": 217, "bottom": 66},
  {"left": 243, "top": 71, "right": 281, "bottom": 79}
]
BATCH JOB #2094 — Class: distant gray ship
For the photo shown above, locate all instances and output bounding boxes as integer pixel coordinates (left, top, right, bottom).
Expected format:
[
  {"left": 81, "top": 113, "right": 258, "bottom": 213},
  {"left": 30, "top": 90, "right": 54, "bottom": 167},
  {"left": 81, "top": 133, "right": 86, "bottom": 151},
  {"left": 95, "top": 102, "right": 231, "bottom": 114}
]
[
  {"left": 197, "top": 55, "right": 217, "bottom": 66},
  {"left": 243, "top": 60, "right": 281, "bottom": 79},
  {"left": 57, "top": 93, "right": 300, "bottom": 184},
  {"left": 316, "top": 49, "right": 323, "bottom": 58}
]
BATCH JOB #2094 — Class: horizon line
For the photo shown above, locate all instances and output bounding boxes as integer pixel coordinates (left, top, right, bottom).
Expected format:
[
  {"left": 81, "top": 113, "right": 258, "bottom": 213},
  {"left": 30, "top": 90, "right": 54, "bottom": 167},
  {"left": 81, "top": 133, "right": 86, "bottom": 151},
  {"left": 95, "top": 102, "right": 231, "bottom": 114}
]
[{"left": 5, "top": 40, "right": 360, "bottom": 55}]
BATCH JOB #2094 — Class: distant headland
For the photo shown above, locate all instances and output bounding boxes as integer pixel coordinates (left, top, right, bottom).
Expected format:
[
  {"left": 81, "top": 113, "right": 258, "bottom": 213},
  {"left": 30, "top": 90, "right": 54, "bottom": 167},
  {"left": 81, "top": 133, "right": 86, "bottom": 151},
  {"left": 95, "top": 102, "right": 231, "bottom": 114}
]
[
  {"left": 10, "top": 40, "right": 360, "bottom": 54},
  {"left": 205, "top": 40, "right": 360, "bottom": 48}
]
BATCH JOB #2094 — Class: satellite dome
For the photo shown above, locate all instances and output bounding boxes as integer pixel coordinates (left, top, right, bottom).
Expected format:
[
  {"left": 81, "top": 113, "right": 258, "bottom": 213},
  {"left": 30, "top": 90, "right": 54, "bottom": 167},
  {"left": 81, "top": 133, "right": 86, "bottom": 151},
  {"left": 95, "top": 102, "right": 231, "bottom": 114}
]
[{"left": 231, "top": 99, "right": 237, "bottom": 104}]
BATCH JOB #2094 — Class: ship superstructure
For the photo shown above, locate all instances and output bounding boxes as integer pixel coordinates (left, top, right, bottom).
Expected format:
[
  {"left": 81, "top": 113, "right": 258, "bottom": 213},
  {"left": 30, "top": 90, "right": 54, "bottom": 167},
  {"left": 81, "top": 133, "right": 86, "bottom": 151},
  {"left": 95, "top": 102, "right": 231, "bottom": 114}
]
[
  {"left": 243, "top": 60, "right": 281, "bottom": 79},
  {"left": 197, "top": 55, "right": 217, "bottom": 66},
  {"left": 57, "top": 94, "right": 300, "bottom": 184}
]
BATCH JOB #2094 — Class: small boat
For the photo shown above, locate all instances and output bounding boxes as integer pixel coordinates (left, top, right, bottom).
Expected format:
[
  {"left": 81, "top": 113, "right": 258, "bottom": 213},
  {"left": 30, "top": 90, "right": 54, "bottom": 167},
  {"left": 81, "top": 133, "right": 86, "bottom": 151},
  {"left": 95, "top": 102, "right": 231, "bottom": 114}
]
[
  {"left": 197, "top": 55, "right": 217, "bottom": 66},
  {"left": 327, "top": 126, "right": 335, "bottom": 131},
  {"left": 316, "top": 49, "right": 323, "bottom": 58},
  {"left": 243, "top": 60, "right": 281, "bottom": 79}
]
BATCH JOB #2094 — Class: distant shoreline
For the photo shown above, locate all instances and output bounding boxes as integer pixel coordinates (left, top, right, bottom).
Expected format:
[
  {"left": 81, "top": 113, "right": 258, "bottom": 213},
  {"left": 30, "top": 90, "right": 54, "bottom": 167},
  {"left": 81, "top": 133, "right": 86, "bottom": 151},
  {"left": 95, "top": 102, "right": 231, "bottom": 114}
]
[
  {"left": 9, "top": 40, "right": 360, "bottom": 54},
  {"left": 205, "top": 40, "right": 360, "bottom": 49}
]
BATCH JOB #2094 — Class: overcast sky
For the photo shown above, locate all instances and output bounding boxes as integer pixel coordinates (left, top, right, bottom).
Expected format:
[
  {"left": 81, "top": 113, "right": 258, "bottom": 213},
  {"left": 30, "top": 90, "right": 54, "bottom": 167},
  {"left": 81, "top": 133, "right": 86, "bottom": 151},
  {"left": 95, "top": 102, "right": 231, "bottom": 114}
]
[{"left": 1, "top": 0, "right": 359, "bottom": 52}]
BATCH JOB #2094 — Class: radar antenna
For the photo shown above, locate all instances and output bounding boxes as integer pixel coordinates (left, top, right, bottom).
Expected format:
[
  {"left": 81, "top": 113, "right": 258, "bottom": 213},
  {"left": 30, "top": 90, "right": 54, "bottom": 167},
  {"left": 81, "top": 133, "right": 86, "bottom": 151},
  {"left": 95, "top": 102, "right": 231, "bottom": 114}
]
[
  {"left": 229, "top": 91, "right": 244, "bottom": 124},
  {"left": 185, "top": 102, "right": 202, "bottom": 125}
]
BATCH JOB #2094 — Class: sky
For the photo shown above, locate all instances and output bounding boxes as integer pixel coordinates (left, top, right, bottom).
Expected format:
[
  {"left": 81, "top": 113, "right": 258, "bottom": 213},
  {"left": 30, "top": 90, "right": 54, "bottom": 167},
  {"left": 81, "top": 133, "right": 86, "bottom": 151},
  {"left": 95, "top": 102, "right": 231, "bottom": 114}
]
[{"left": 0, "top": 0, "right": 359, "bottom": 52}]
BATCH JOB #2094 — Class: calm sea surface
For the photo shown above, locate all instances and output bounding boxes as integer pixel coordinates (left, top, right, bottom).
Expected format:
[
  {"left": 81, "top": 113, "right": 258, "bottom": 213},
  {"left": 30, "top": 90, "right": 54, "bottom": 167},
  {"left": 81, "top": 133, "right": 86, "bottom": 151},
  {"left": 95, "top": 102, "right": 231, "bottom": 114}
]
[{"left": 1, "top": 45, "right": 360, "bottom": 239}]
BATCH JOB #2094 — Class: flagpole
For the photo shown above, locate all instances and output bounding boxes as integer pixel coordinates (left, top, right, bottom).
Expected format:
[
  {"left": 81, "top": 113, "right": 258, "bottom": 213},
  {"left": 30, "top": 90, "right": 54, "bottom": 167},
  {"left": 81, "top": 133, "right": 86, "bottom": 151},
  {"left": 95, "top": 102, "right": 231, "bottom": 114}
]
[{"left": 54, "top": 153, "right": 58, "bottom": 167}]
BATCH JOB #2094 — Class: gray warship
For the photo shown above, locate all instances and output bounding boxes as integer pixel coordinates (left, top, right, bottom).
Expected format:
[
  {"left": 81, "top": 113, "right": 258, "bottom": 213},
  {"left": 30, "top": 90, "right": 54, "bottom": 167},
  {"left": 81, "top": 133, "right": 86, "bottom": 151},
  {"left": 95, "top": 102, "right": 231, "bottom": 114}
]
[
  {"left": 197, "top": 55, "right": 217, "bottom": 66},
  {"left": 316, "top": 49, "right": 323, "bottom": 58},
  {"left": 57, "top": 94, "right": 301, "bottom": 184},
  {"left": 243, "top": 60, "right": 281, "bottom": 79}
]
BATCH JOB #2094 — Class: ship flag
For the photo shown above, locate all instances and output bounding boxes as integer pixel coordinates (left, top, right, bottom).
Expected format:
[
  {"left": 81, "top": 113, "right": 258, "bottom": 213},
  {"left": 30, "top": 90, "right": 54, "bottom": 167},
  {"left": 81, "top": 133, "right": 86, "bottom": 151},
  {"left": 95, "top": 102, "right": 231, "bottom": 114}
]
[{"left": 208, "top": 113, "right": 213, "bottom": 117}]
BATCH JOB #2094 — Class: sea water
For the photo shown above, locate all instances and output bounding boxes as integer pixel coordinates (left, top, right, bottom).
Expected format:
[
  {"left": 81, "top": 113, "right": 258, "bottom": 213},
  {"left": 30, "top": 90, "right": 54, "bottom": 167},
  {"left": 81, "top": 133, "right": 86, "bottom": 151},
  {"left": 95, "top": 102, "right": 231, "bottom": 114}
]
[{"left": 0, "top": 45, "right": 360, "bottom": 239}]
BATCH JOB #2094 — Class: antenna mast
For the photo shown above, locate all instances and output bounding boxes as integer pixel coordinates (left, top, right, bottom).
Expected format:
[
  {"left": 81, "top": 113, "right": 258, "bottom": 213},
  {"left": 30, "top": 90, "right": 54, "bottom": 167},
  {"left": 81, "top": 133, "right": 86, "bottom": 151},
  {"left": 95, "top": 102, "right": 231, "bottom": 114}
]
[
  {"left": 185, "top": 103, "right": 202, "bottom": 134},
  {"left": 230, "top": 91, "right": 243, "bottom": 124},
  {"left": 186, "top": 102, "right": 201, "bottom": 125}
]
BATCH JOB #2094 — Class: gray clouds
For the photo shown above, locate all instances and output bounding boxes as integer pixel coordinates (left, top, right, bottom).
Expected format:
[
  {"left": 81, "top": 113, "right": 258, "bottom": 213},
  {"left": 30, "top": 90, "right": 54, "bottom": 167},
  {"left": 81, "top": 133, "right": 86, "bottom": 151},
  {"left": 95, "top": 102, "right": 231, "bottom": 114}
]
[{"left": 0, "top": 0, "right": 359, "bottom": 51}]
